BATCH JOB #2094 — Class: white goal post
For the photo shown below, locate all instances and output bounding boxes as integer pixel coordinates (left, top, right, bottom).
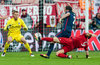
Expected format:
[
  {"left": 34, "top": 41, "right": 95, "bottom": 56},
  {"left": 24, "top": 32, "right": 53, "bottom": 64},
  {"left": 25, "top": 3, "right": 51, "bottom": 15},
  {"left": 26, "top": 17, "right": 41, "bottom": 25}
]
[{"left": 85, "top": 0, "right": 89, "bottom": 33}]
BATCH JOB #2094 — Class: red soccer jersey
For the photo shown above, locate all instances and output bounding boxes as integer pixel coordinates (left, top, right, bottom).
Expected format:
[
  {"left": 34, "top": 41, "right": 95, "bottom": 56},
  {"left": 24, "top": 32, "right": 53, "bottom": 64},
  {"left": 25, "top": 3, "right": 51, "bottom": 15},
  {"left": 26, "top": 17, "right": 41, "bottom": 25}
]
[{"left": 72, "top": 33, "right": 89, "bottom": 51}]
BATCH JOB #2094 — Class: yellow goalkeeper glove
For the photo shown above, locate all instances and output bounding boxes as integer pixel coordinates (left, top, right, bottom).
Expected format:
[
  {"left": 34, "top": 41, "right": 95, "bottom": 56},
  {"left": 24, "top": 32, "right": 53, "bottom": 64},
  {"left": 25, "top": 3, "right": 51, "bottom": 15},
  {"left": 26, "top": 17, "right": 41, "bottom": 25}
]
[{"left": 4, "top": 24, "right": 11, "bottom": 31}]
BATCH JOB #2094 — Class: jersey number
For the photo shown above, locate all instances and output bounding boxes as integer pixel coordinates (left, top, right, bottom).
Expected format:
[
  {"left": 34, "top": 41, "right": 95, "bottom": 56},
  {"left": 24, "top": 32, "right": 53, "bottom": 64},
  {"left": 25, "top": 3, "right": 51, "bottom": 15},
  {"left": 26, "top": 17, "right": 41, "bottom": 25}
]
[{"left": 81, "top": 41, "right": 88, "bottom": 46}]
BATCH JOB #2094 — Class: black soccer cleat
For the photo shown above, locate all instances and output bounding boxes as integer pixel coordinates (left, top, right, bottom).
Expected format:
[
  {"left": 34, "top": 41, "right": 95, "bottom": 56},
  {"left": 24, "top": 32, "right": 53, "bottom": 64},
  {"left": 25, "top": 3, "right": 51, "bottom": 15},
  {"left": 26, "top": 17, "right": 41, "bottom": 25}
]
[{"left": 40, "top": 54, "right": 49, "bottom": 59}]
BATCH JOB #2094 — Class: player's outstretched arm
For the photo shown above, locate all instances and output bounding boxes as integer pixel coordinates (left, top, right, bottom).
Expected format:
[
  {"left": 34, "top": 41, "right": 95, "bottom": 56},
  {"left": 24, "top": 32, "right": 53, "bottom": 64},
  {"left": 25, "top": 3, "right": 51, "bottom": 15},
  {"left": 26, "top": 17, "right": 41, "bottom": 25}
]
[
  {"left": 21, "top": 19, "right": 28, "bottom": 31},
  {"left": 89, "top": 33, "right": 97, "bottom": 37},
  {"left": 4, "top": 19, "right": 11, "bottom": 31},
  {"left": 85, "top": 33, "right": 97, "bottom": 39},
  {"left": 66, "top": 3, "right": 75, "bottom": 13},
  {"left": 59, "top": 13, "right": 70, "bottom": 24}
]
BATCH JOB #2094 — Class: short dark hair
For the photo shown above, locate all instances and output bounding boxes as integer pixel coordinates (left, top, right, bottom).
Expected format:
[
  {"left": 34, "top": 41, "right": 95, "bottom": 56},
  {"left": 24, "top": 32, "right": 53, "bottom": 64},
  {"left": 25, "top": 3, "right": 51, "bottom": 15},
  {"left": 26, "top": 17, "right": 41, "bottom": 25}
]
[
  {"left": 87, "top": 35, "right": 92, "bottom": 39},
  {"left": 85, "top": 33, "right": 92, "bottom": 39},
  {"left": 66, "top": 6, "right": 72, "bottom": 11},
  {"left": 14, "top": 11, "right": 18, "bottom": 13},
  {"left": 96, "top": 13, "right": 100, "bottom": 18},
  {"left": 22, "top": 9, "right": 26, "bottom": 11}
]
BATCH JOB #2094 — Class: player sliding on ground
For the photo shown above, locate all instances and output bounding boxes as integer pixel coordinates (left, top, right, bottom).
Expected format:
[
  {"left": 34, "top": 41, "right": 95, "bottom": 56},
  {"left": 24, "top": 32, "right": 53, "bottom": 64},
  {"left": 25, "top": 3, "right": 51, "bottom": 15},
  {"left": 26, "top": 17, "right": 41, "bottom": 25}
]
[
  {"left": 1, "top": 10, "right": 34, "bottom": 57},
  {"left": 35, "top": 33, "right": 97, "bottom": 59}
]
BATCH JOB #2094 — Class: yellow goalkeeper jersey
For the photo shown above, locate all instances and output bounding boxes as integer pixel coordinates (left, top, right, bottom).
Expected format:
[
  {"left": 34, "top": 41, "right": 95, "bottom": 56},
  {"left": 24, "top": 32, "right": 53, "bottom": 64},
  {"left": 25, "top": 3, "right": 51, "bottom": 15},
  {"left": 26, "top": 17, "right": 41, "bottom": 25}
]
[{"left": 4, "top": 18, "right": 28, "bottom": 36}]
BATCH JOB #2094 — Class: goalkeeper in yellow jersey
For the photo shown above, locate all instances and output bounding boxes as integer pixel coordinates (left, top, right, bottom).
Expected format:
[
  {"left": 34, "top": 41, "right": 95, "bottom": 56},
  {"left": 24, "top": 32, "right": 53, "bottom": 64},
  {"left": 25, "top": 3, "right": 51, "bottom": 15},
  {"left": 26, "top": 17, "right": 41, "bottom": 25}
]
[{"left": 1, "top": 11, "right": 34, "bottom": 57}]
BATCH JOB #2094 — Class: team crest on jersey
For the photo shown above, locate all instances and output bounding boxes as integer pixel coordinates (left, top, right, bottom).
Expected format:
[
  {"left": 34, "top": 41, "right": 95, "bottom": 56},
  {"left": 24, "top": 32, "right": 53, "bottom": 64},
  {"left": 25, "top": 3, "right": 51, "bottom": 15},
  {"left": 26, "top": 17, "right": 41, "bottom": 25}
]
[{"left": 18, "top": 22, "right": 20, "bottom": 25}]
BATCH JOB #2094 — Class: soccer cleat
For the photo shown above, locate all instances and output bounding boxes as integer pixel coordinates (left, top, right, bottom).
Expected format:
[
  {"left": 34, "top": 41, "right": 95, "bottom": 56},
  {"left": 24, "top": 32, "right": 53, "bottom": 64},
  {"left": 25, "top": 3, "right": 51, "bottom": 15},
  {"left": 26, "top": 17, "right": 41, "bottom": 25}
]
[
  {"left": 30, "top": 53, "right": 34, "bottom": 57},
  {"left": 68, "top": 55, "right": 72, "bottom": 59},
  {"left": 34, "top": 32, "right": 42, "bottom": 41},
  {"left": 40, "top": 54, "right": 49, "bottom": 58},
  {"left": 1, "top": 52, "right": 5, "bottom": 57}
]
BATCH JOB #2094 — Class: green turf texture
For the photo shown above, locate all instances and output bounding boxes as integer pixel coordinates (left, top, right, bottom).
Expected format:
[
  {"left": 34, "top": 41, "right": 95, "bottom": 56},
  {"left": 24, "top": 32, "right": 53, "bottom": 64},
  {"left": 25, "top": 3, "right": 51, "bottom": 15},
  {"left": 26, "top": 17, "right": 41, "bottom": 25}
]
[{"left": 0, "top": 51, "right": 100, "bottom": 65}]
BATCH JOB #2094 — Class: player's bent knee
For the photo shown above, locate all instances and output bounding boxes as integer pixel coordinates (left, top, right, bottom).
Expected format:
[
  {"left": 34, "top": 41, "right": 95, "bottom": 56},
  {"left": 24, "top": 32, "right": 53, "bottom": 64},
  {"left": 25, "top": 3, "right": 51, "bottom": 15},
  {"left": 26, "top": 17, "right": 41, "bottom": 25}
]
[
  {"left": 56, "top": 51, "right": 60, "bottom": 56},
  {"left": 22, "top": 40, "right": 27, "bottom": 44},
  {"left": 56, "top": 53, "right": 58, "bottom": 56},
  {"left": 21, "top": 37, "right": 27, "bottom": 44},
  {"left": 53, "top": 37, "right": 60, "bottom": 43},
  {"left": 7, "top": 39, "right": 12, "bottom": 43},
  {"left": 56, "top": 49, "right": 65, "bottom": 56},
  {"left": 22, "top": 39, "right": 27, "bottom": 44},
  {"left": 7, "top": 37, "right": 12, "bottom": 43}
]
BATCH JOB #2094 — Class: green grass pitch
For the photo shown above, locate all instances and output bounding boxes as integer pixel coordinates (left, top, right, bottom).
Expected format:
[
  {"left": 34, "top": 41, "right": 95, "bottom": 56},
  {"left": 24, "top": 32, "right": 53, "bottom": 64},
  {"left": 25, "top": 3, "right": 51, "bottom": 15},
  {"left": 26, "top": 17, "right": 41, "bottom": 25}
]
[{"left": 0, "top": 51, "right": 100, "bottom": 65}]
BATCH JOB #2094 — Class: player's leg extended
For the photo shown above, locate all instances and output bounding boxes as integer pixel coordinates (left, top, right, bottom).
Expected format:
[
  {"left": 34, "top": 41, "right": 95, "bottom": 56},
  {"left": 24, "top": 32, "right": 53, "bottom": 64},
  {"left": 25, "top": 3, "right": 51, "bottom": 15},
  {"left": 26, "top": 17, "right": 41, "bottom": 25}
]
[
  {"left": 56, "top": 49, "right": 72, "bottom": 59},
  {"left": 40, "top": 30, "right": 63, "bottom": 58},
  {"left": 41, "top": 37, "right": 60, "bottom": 43},
  {"left": 40, "top": 37, "right": 60, "bottom": 58},
  {"left": 46, "top": 30, "right": 69, "bottom": 57},
  {"left": 21, "top": 37, "right": 34, "bottom": 57},
  {"left": 56, "top": 49, "right": 66, "bottom": 57},
  {"left": 34, "top": 32, "right": 55, "bottom": 58},
  {"left": 43, "top": 31, "right": 70, "bottom": 58},
  {"left": 40, "top": 31, "right": 63, "bottom": 58},
  {"left": 41, "top": 37, "right": 53, "bottom": 42},
  {"left": 1, "top": 37, "right": 12, "bottom": 57},
  {"left": 35, "top": 32, "right": 62, "bottom": 58},
  {"left": 4, "top": 37, "right": 12, "bottom": 53}
]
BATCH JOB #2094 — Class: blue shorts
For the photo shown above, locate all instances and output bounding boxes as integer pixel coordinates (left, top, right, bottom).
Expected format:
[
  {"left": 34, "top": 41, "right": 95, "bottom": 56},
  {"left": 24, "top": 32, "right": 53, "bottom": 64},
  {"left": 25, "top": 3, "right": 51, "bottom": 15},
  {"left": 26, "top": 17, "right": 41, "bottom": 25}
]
[{"left": 56, "top": 30, "right": 71, "bottom": 38}]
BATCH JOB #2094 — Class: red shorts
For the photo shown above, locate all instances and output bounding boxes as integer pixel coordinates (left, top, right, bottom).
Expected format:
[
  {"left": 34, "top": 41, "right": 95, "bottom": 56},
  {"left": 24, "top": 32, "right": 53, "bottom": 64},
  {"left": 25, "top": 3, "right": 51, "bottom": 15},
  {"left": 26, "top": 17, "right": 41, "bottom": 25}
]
[
  {"left": 62, "top": 45, "right": 74, "bottom": 53},
  {"left": 58, "top": 37, "right": 74, "bottom": 53},
  {"left": 58, "top": 37, "right": 72, "bottom": 45}
]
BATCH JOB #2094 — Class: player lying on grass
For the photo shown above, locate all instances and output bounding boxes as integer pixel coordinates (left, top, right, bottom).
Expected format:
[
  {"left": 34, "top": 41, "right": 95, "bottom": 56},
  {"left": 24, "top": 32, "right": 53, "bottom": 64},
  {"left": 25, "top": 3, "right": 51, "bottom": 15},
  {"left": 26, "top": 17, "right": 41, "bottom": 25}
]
[
  {"left": 1, "top": 10, "right": 34, "bottom": 57},
  {"left": 35, "top": 33, "right": 97, "bottom": 59}
]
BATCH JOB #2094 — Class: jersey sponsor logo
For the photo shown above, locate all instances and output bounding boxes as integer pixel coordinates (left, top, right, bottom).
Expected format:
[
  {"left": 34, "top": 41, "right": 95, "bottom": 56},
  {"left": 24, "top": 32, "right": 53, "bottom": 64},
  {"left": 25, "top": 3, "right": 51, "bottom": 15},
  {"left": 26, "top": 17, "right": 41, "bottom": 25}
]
[{"left": 11, "top": 26, "right": 20, "bottom": 28}]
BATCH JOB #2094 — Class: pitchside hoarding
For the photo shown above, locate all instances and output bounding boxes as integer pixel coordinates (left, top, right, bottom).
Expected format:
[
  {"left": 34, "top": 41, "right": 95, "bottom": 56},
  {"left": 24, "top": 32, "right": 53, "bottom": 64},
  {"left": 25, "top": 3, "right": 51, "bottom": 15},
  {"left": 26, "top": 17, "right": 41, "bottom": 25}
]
[
  {"left": 0, "top": 29, "right": 100, "bottom": 51},
  {"left": 0, "top": 5, "right": 57, "bottom": 28}
]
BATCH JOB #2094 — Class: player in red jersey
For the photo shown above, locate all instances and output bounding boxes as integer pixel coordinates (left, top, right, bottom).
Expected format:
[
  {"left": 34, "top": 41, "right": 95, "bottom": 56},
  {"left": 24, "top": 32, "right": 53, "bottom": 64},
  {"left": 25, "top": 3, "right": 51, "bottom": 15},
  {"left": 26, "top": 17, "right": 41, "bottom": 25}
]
[{"left": 37, "top": 33, "right": 97, "bottom": 59}]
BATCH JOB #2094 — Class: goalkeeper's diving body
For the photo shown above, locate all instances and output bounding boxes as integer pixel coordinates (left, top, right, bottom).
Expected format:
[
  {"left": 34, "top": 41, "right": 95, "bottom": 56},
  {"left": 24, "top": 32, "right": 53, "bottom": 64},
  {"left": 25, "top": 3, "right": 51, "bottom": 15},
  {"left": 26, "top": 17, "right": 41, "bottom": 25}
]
[{"left": 1, "top": 11, "right": 34, "bottom": 57}]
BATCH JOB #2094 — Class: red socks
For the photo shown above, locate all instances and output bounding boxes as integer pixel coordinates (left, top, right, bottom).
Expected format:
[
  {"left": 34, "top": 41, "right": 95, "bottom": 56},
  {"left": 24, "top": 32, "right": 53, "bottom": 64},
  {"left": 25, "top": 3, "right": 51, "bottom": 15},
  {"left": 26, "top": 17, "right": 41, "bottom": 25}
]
[
  {"left": 41, "top": 37, "right": 53, "bottom": 42},
  {"left": 57, "top": 53, "right": 68, "bottom": 58}
]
